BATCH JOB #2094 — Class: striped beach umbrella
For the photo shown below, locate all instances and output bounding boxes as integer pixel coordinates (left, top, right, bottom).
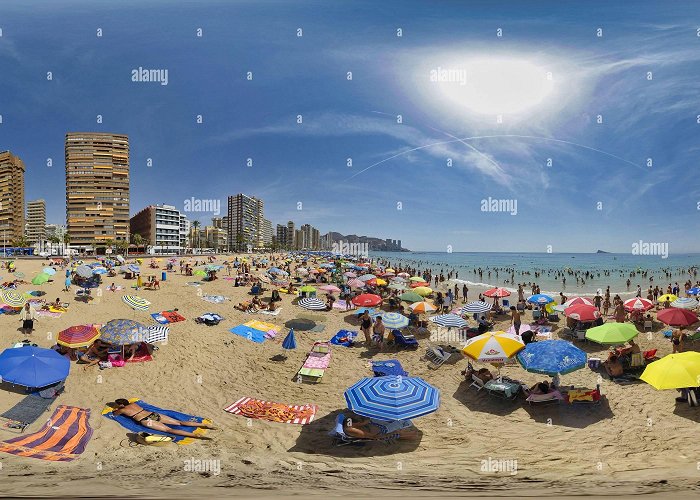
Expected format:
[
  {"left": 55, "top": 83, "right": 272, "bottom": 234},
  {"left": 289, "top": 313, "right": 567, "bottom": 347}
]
[
  {"left": 623, "top": 297, "right": 654, "bottom": 312},
  {"left": 671, "top": 298, "right": 698, "bottom": 310},
  {"left": 410, "top": 301, "right": 437, "bottom": 314},
  {"left": 484, "top": 287, "right": 511, "bottom": 298},
  {"left": 76, "top": 265, "right": 93, "bottom": 278},
  {"left": 462, "top": 331, "right": 525, "bottom": 363},
  {"left": 298, "top": 297, "right": 326, "bottom": 310},
  {"left": 122, "top": 295, "right": 151, "bottom": 311},
  {"left": 527, "top": 294, "right": 554, "bottom": 304},
  {"left": 344, "top": 376, "right": 440, "bottom": 421},
  {"left": 352, "top": 294, "right": 382, "bottom": 307},
  {"left": 343, "top": 271, "right": 357, "bottom": 278},
  {"left": 461, "top": 301, "right": 492, "bottom": 314},
  {"left": 516, "top": 340, "right": 586, "bottom": 375},
  {"left": 100, "top": 319, "right": 148, "bottom": 346},
  {"left": 556, "top": 297, "right": 594, "bottom": 311},
  {"left": 1, "top": 290, "right": 26, "bottom": 308},
  {"left": 347, "top": 278, "right": 366, "bottom": 289},
  {"left": 378, "top": 312, "right": 409, "bottom": 329},
  {"left": 58, "top": 325, "right": 101, "bottom": 348},
  {"left": 429, "top": 314, "right": 468, "bottom": 328}
]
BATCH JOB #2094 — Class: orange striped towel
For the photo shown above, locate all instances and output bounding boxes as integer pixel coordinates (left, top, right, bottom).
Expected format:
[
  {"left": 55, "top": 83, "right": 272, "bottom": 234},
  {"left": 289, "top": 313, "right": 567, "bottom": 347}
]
[{"left": 224, "top": 397, "right": 316, "bottom": 424}]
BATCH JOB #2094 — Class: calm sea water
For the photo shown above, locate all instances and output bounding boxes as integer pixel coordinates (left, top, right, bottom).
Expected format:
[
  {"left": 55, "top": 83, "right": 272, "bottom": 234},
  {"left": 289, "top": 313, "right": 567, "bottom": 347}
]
[{"left": 370, "top": 251, "right": 700, "bottom": 297}]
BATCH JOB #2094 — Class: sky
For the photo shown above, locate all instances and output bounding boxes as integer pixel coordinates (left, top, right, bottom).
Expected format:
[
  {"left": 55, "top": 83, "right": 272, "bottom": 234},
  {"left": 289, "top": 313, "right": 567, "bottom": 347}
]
[{"left": 1, "top": 0, "right": 699, "bottom": 252}]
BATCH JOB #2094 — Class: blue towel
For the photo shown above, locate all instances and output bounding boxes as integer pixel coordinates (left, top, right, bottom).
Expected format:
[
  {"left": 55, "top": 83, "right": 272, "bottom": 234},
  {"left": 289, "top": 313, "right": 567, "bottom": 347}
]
[
  {"left": 230, "top": 325, "right": 267, "bottom": 343},
  {"left": 330, "top": 329, "right": 358, "bottom": 347},
  {"left": 151, "top": 313, "right": 169, "bottom": 324},
  {"left": 372, "top": 359, "right": 408, "bottom": 377},
  {"left": 102, "top": 400, "right": 205, "bottom": 442}
]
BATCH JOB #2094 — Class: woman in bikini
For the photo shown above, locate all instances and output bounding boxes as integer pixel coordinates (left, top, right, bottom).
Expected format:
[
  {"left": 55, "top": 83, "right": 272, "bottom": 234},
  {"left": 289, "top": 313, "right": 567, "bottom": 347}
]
[{"left": 110, "top": 399, "right": 215, "bottom": 440}]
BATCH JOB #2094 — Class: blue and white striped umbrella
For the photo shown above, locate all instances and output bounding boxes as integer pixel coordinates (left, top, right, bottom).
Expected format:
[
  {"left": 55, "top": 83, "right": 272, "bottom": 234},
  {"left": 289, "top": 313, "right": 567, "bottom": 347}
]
[
  {"left": 429, "top": 314, "right": 467, "bottom": 328},
  {"left": 298, "top": 297, "right": 326, "bottom": 310},
  {"left": 671, "top": 297, "right": 698, "bottom": 310},
  {"left": 377, "top": 312, "right": 409, "bottom": 329},
  {"left": 461, "top": 301, "right": 492, "bottom": 314},
  {"left": 344, "top": 376, "right": 440, "bottom": 421},
  {"left": 516, "top": 340, "right": 586, "bottom": 375},
  {"left": 527, "top": 294, "right": 554, "bottom": 304},
  {"left": 76, "top": 265, "right": 93, "bottom": 278}
]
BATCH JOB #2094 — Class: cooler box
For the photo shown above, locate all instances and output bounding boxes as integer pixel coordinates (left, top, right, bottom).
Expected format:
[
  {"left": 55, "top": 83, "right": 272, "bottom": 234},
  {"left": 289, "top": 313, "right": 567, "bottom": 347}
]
[{"left": 588, "top": 357, "right": 601, "bottom": 370}]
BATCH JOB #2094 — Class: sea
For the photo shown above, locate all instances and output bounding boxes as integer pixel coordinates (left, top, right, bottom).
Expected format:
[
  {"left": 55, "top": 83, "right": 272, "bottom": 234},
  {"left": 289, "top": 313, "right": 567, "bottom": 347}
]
[{"left": 369, "top": 251, "right": 700, "bottom": 297}]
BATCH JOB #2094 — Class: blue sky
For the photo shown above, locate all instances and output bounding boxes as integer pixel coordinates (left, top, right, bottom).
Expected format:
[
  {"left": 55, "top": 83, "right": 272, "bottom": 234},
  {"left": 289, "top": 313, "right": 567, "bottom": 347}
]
[{"left": 1, "top": 0, "right": 699, "bottom": 252}]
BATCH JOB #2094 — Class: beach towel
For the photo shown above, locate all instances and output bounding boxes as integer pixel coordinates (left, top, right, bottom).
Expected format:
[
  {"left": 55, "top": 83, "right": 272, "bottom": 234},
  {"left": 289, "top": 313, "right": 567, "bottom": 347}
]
[
  {"left": 35, "top": 310, "right": 61, "bottom": 318},
  {"left": 332, "top": 300, "right": 351, "bottom": 310},
  {"left": 230, "top": 325, "right": 267, "bottom": 343},
  {"left": 330, "top": 329, "right": 358, "bottom": 347},
  {"left": 0, "top": 406, "right": 92, "bottom": 461},
  {"left": 146, "top": 325, "right": 169, "bottom": 344},
  {"left": 101, "top": 399, "right": 210, "bottom": 444},
  {"left": 196, "top": 313, "right": 223, "bottom": 326},
  {"left": 202, "top": 295, "right": 227, "bottom": 304},
  {"left": 162, "top": 310, "right": 185, "bottom": 323},
  {"left": 303, "top": 343, "right": 332, "bottom": 369},
  {"left": 244, "top": 320, "right": 277, "bottom": 333},
  {"left": 151, "top": 312, "right": 169, "bottom": 324},
  {"left": 259, "top": 308, "right": 281, "bottom": 316},
  {"left": 223, "top": 397, "right": 317, "bottom": 425}
]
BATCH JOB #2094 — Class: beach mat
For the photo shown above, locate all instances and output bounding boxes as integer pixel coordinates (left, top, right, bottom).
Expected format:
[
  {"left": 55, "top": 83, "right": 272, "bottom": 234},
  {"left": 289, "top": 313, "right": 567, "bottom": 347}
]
[
  {"left": 35, "top": 310, "right": 61, "bottom": 318},
  {"left": 230, "top": 325, "right": 267, "bottom": 343},
  {"left": 259, "top": 308, "right": 281, "bottom": 316},
  {"left": 162, "top": 310, "right": 186, "bottom": 323},
  {"left": 330, "top": 329, "right": 358, "bottom": 347},
  {"left": 244, "top": 320, "right": 277, "bottom": 333},
  {"left": 0, "top": 406, "right": 92, "bottom": 461},
  {"left": 223, "top": 397, "right": 317, "bottom": 425},
  {"left": 101, "top": 399, "right": 210, "bottom": 444},
  {"left": 309, "top": 324, "right": 326, "bottom": 334}
]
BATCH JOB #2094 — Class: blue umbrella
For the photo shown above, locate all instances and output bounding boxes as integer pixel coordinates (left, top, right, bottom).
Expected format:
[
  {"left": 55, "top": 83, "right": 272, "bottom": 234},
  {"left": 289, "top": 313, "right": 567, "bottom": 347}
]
[
  {"left": 344, "top": 376, "right": 440, "bottom": 421},
  {"left": 527, "top": 294, "right": 554, "bottom": 304},
  {"left": 42, "top": 267, "right": 57, "bottom": 276},
  {"left": 688, "top": 287, "right": 700, "bottom": 296},
  {"left": 128, "top": 264, "right": 140, "bottom": 273},
  {"left": 516, "top": 340, "right": 586, "bottom": 375},
  {"left": 0, "top": 346, "right": 70, "bottom": 388},
  {"left": 282, "top": 328, "right": 297, "bottom": 351}
]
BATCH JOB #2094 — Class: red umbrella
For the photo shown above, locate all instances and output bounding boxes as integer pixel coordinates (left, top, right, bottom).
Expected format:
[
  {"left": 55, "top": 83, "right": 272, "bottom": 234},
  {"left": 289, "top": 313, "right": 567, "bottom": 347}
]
[
  {"left": 623, "top": 297, "right": 654, "bottom": 312},
  {"left": 565, "top": 304, "right": 601, "bottom": 322},
  {"left": 352, "top": 293, "right": 382, "bottom": 307},
  {"left": 484, "top": 287, "right": 511, "bottom": 298},
  {"left": 410, "top": 281, "right": 430, "bottom": 288},
  {"left": 563, "top": 297, "right": 594, "bottom": 307},
  {"left": 657, "top": 308, "right": 698, "bottom": 326}
]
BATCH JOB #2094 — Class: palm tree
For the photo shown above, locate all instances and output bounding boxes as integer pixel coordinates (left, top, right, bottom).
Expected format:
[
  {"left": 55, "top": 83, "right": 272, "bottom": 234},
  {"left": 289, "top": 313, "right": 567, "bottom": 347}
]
[
  {"left": 191, "top": 221, "right": 201, "bottom": 251},
  {"left": 103, "top": 238, "right": 115, "bottom": 256},
  {"left": 132, "top": 233, "right": 144, "bottom": 254},
  {"left": 62, "top": 233, "right": 71, "bottom": 256}
]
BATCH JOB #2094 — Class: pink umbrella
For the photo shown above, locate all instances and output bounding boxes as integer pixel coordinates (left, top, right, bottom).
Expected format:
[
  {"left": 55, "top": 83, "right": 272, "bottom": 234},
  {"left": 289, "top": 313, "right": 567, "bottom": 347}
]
[
  {"left": 565, "top": 304, "right": 601, "bottom": 322},
  {"left": 319, "top": 285, "right": 341, "bottom": 293},
  {"left": 623, "top": 297, "right": 653, "bottom": 312},
  {"left": 347, "top": 278, "right": 365, "bottom": 289},
  {"left": 343, "top": 272, "right": 357, "bottom": 278}
]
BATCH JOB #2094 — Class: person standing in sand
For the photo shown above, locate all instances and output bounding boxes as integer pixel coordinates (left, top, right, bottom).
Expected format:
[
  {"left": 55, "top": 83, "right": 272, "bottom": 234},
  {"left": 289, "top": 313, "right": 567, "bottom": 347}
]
[
  {"left": 614, "top": 301, "right": 626, "bottom": 322},
  {"left": 360, "top": 310, "right": 373, "bottom": 345},
  {"left": 510, "top": 306, "right": 521, "bottom": 336}
]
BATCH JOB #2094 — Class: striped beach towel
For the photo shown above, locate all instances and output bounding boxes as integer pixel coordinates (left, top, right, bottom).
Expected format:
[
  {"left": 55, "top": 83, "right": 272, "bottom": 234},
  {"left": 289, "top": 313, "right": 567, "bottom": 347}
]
[
  {"left": 0, "top": 406, "right": 92, "bottom": 461},
  {"left": 146, "top": 325, "right": 169, "bottom": 343},
  {"left": 224, "top": 397, "right": 316, "bottom": 424}
]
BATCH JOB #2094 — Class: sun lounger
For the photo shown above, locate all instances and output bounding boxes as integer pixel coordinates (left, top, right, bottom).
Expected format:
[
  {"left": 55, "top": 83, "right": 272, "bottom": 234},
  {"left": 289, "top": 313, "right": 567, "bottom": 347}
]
[
  {"left": 328, "top": 413, "right": 412, "bottom": 446},
  {"left": 296, "top": 342, "right": 332, "bottom": 383},
  {"left": 483, "top": 377, "right": 523, "bottom": 400},
  {"left": 390, "top": 329, "right": 419, "bottom": 349},
  {"left": 423, "top": 345, "right": 458, "bottom": 368},
  {"left": 0, "top": 382, "right": 65, "bottom": 433}
]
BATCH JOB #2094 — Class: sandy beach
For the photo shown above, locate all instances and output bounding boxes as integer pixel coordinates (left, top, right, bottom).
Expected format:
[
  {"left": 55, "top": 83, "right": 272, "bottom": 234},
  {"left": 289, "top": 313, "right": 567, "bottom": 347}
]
[{"left": 0, "top": 254, "right": 698, "bottom": 498}]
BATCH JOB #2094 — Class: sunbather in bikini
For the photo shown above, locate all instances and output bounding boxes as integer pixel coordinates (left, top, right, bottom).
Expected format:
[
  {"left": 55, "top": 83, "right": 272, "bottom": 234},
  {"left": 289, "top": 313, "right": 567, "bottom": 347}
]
[
  {"left": 342, "top": 415, "right": 417, "bottom": 440},
  {"left": 110, "top": 399, "right": 216, "bottom": 440}
]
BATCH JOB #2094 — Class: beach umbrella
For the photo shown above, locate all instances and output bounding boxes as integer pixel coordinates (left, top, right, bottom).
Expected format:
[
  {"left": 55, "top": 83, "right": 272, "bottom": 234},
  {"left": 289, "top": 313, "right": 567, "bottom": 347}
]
[
  {"left": 42, "top": 267, "right": 56, "bottom": 276},
  {"left": 352, "top": 294, "right": 382, "bottom": 307},
  {"left": 623, "top": 297, "right": 654, "bottom": 312},
  {"left": 0, "top": 346, "right": 70, "bottom": 388},
  {"left": 409, "top": 276, "right": 425, "bottom": 282},
  {"left": 122, "top": 295, "right": 151, "bottom": 311},
  {"left": 484, "top": 287, "right": 511, "bottom": 298},
  {"left": 429, "top": 314, "right": 467, "bottom": 328},
  {"left": 657, "top": 294, "right": 678, "bottom": 304},
  {"left": 657, "top": 308, "right": 698, "bottom": 327},
  {"left": 268, "top": 267, "right": 288, "bottom": 276},
  {"left": 399, "top": 291, "right": 424, "bottom": 303},
  {"left": 298, "top": 297, "right": 326, "bottom": 310},
  {"left": 76, "top": 265, "right": 93, "bottom": 278},
  {"left": 564, "top": 304, "right": 601, "bottom": 322},
  {"left": 282, "top": 328, "right": 297, "bottom": 353},
  {"left": 344, "top": 376, "right": 440, "bottom": 421},
  {"left": 319, "top": 285, "right": 341, "bottom": 293},
  {"left": 409, "top": 281, "right": 430, "bottom": 289},
  {"left": 516, "top": 340, "right": 587, "bottom": 375},
  {"left": 554, "top": 297, "right": 594, "bottom": 312},
  {"left": 410, "top": 301, "right": 437, "bottom": 314},
  {"left": 687, "top": 287, "right": 700, "bottom": 296},
  {"left": 258, "top": 275, "right": 272, "bottom": 284},
  {"left": 397, "top": 272, "right": 410, "bottom": 278},
  {"left": 413, "top": 286, "right": 433, "bottom": 297},
  {"left": 31, "top": 273, "right": 50, "bottom": 285},
  {"left": 527, "top": 294, "right": 554, "bottom": 304},
  {"left": 463, "top": 331, "right": 525, "bottom": 363},
  {"left": 391, "top": 276, "right": 407, "bottom": 283},
  {"left": 127, "top": 264, "right": 140, "bottom": 274},
  {"left": 461, "top": 301, "right": 492, "bottom": 314},
  {"left": 58, "top": 325, "right": 101, "bottom": 348},
  {"left": 379, "top": 312, "right": 409, "bottom": 329},
  {"left": 369, "top": 278, "right": 387, "bottom": 286},
  {"left": 640, "top": 352, "right": 700, "bottom": 390},
  {"left": 585, "top": 323, "right": 639, "bottom": 345},
  {"left": 347, "top": 278, "right": 366, "bottom": 289},
  {"left": 385, "top": 268, "right": 395, "bottom": 273},
  {"left": 358, "top": 274, "right": 376, "bottom": 282},
  {"left": 671, "top": 298, "right": 698, "bottom": 310},
  {"left": 388, "top": 283, "right": 408, "bottom": 291},
  {"left": 100, "top": 319, "right": 148, "bottom": 345},
  {"left": 343, "top": 272, "right": 357, "bottom": 278},
  {"left": 91, "top": 266, "right": 107, "bottom": 275},
  {"left": 1, "top": 290, "right": 26, "bottom": 308}
]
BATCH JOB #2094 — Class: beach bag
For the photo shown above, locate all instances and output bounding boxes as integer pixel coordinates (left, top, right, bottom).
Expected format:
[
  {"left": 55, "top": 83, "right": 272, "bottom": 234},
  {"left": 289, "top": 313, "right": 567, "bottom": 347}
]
[{"left": 108, "top": 354, "right": 126, "bottom": 367}]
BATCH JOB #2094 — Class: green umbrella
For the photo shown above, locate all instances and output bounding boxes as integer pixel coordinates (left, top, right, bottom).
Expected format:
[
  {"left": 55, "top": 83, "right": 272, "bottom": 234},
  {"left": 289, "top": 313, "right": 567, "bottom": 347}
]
[
  {"left": 193, "top": 270, "right": 206, "bottom": 277},
  {"left": 299, "top": 286, "right": 316, "bottom": 292},
  {"left": 399, "top": 291, "right": 424, "bottom": 303},
  {"left": 31, "top": 273, "right": 50, "bottom": 285},
  {"left": 585, "top": 323, "right": 639, "bottom": 345}
]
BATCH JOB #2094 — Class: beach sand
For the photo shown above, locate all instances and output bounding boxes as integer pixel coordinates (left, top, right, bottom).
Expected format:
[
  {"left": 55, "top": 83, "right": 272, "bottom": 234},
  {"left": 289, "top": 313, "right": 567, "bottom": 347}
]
[{"left": 0, "top": 256, "right": 699, "bottom": 498}]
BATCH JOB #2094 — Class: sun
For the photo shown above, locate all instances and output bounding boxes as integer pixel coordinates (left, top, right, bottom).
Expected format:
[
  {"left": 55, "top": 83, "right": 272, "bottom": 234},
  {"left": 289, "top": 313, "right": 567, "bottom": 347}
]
[{"left": 435, "top": 58, "right": 554, "bottom": 116}]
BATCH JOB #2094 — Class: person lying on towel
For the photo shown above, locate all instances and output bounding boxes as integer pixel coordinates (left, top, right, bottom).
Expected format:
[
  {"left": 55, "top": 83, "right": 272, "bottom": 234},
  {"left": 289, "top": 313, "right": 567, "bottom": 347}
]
[
  {"left": 109, "top": 399, "right": 216, "bottom": 440},
  {"left": 342, "top": 414, "right": 418, "bottom": 440}
]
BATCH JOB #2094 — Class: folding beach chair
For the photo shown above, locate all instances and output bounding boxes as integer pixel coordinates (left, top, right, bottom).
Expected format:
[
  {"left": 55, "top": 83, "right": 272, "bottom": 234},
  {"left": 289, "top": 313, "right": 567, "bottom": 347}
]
[
  {"left": 423, "top": 345, "right": 453, "bottom": 369},
  {"left": 390, "top": 329, "right": 418, "bottom": 349}
]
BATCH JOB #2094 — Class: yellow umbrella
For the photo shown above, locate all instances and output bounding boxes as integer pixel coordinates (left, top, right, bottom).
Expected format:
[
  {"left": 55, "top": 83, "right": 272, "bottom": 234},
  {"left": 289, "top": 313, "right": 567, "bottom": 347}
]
[
  {"left": 462, "top": 331, "right": 525, "bottom": 364},
  {"left": 375, "top": 278, "right": 387, "bottom": 286},
  {"left": 410, "top": 301, "right": 437, "bottom": 313},
  {"left": 385, "top": 268, "right": 395, "bottom": 273},
  {"left": 640, "top": 352, "right": 700, "bottom": 390},
  {"left": 413, "top": 286, "right": 433, "bottom": 296},
  {"left": 409, "top": 276, "right": 425, "bottom": 282},
  {"left": 545, "top": 302, "right": 557, "bottom": 314},
  {"left": 658, "top": 294, "right": 678, "bottom": 304}
]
